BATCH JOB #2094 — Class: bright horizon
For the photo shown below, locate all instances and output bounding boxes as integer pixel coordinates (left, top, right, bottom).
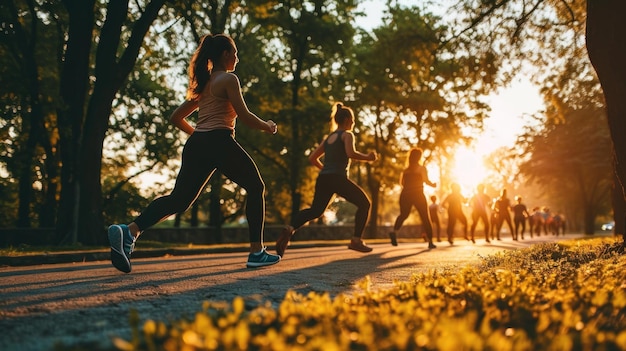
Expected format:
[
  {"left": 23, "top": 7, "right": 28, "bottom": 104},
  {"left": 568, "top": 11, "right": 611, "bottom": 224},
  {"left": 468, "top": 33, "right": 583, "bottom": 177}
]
[{"left": 449, "top": 79, "right": 544, "bottom": 196}]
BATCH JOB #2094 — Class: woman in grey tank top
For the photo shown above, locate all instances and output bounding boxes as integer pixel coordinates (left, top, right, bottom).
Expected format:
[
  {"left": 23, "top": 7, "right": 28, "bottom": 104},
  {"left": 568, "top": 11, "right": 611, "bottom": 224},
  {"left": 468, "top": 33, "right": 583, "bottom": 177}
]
[{"left": 276, "top": 103, "right": 378, "bottom": 257}]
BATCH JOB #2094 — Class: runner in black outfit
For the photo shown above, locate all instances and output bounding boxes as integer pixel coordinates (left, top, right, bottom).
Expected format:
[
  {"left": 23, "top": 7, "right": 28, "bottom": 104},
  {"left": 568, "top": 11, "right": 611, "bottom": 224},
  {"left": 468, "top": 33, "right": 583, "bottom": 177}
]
[
  {"left": 276, "top": 103, "right": 378, "bottom": 257},
  {"left": 494, "top": 188, "right": 516, "bottom": 240},
  {"left": 469, "top": 184, "right": 491, "bottom": 243},
  {"left": 388, "top": 148, "right": 437, "bottom": 249},
  {"left": 429, "top": 195, "right": 442, "bottom": 242},
  {"left": 442, "top": 182, "right": 468, "bottom": 244},
  {"left": 512, "top": 195, "right": 530, "bottom": 240}
]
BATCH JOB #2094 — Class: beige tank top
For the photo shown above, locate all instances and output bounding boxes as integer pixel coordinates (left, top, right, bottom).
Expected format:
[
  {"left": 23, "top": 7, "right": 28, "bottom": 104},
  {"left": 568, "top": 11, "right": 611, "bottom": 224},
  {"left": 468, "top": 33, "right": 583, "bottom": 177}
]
[{"left": 194, "top": 80, "right": 237, "bottom": 132}]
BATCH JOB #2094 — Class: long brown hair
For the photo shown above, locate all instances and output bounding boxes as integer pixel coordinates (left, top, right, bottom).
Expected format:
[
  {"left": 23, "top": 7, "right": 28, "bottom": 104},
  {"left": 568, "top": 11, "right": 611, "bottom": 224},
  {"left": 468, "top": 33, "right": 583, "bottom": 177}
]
[{"left": 186, "top": 34, "right": 235, "bottom": 100}]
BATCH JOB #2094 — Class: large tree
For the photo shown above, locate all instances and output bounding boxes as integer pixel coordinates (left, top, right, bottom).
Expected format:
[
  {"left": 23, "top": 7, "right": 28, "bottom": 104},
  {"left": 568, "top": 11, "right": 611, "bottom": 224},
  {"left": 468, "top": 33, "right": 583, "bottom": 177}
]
[
  {"left": 61, "top": 0, "right": 248, "bottom": 244},
  {"left": 519, "top": 105, "right": 612, "bottom": 234},
  {"left": 586, "top": 0, "right": 626, "bottom": 241},
  {"left": 57, "top": 0, "right": 168, "bottom": 245}
]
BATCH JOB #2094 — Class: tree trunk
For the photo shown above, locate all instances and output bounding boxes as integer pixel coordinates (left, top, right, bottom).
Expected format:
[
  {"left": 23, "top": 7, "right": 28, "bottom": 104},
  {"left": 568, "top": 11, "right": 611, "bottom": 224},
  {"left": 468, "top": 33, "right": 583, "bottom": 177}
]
[
  {"left": 56, "top": 0, "right": 96, "bottom": 243},
  {"left": 586, "top": 0, "right": 626, "bottom": 242},
  {"left": 583, "top": 203, "right": 596, "bottom": 235},
  {"left": 7, "top": 1, "right": 47, "bottom": 228},
  {"left": 75, "top": 0, "right": 166, "bottom": 245},
  {"left": 15, "top": 117, "right": 35, "bottom": 228},
  {"left": 39, "top": 108, "right": 60, "bottom": 227},
  {"left": 612, "top": 170, "right": 625, "bottom": 236},
  {"left": 289, "top": 37, "right": 305, "bottom": 223},
  {"left": 190, "top": 202, "right": 199, "bottom": 226},
  {"left": 289, "top": 109, "right": 303, "bottom": 224},
  {"left": 78, "top": 89, "right": 116, "bottom": 245}
]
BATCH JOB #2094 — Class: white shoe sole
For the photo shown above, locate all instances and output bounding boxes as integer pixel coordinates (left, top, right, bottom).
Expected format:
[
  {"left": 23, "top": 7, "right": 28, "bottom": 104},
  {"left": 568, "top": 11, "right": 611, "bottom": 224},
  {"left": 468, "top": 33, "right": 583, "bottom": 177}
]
[{"left": 246, "top": 256, "right": 281, "bottom": 268}]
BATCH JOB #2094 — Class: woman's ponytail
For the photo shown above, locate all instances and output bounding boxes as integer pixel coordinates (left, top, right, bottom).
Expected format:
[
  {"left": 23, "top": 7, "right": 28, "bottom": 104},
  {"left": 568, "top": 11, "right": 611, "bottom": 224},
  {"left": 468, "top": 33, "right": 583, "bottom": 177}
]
[
  {"left": 187, "top": 35, "right": 212, "bottom": 100},
  {"left": 186, "top": 34, "right": 236, "bottom": 100}
]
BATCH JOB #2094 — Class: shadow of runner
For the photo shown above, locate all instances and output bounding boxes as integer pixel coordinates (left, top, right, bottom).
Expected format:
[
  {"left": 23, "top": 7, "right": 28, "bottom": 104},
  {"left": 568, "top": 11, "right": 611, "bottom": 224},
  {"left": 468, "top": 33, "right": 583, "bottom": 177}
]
[{"left": 0, "top": 245, "right": 426, "bottom": 350}]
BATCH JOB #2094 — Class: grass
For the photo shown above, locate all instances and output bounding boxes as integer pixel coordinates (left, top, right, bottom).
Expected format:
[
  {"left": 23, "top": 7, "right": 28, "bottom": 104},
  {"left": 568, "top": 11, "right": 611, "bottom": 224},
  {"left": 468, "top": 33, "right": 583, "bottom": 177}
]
[
  {"left": 0, "top": 241, "right": 191, "bottom": 256},
  {"left": 83, "top": 236, "right": 626, "bottom": 351}
]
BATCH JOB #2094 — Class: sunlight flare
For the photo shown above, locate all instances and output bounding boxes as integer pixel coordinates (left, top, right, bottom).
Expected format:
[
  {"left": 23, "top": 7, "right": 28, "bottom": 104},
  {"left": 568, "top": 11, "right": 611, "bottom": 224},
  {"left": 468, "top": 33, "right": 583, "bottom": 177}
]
[{"left": 450, "top": 146, "right": 489, "bottom": 196}]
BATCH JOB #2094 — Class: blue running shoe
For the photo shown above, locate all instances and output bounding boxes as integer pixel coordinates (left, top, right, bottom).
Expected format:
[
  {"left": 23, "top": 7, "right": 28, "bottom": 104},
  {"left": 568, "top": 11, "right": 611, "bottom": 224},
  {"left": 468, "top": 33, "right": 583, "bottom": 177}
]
[
  {"left": 246, "top": 247, "right": 281, "bottom": 268},
  {"left": 108, "top": 224, "right": 135, "bottom": 273}
]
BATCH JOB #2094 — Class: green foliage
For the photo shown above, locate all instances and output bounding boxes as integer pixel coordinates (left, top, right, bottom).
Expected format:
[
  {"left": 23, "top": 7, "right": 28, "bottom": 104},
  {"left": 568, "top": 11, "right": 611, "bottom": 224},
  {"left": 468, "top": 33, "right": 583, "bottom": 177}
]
[
  {"left": 1, "top": 0, "right": 613, "bottom": 250},
  {"left": 0, "top": 0, "right": 67, "bottom": 227},
  {"left": 0, "top": 176, "right": 18, "bottom": 226},
  {"left": 518, "top": 105, "right": 613, "bottom": 233},
  {"left": 450, "top": 0, "right": 587, "bottom": 83},
  {"left": 111, "top": 237, "right": 626, "bottom": 350}
]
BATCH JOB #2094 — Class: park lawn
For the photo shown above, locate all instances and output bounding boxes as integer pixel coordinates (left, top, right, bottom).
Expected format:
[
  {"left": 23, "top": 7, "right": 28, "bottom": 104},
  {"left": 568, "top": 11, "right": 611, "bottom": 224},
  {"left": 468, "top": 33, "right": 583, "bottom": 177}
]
[
  {"left": 0, "top": 241, "right": 197, "bottom": 256},
  {"left": 99, "top": 236, "right": 626, "bottom": 351}
]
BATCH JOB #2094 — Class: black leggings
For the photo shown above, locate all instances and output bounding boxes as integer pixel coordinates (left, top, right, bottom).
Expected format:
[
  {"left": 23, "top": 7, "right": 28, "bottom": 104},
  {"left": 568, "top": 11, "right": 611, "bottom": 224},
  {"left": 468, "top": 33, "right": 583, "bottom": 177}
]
[
  {"left": 134, "top": 130, "right": 266, "bottom": 243},
  {"left": 497, "top": 213, "right": 514, "bottom": 237},
  {"left": 447, "top": 211, "right": 468, "bottom": 237},
  {"left": 292, "top": 173, "right": 371, "bottom": 238},
  {"left": 471, "top": 210, "right": 490, "bottom": 236},
  {"left": 393, "top": 189, "right": 433, "bottom": 239},
  {"left": 514, "top": 217, "right": 526, "bottom": 236}
]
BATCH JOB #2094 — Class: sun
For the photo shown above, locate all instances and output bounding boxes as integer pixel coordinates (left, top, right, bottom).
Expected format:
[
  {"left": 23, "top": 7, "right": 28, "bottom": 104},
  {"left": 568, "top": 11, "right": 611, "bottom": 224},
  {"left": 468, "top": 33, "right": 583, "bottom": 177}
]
[{"left": 449, "top": 146, "right": 489, "bottom": 197}]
